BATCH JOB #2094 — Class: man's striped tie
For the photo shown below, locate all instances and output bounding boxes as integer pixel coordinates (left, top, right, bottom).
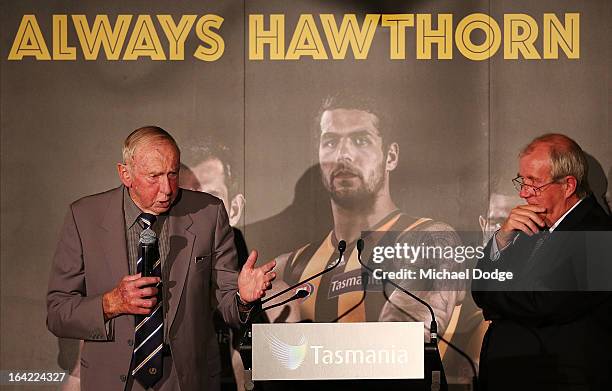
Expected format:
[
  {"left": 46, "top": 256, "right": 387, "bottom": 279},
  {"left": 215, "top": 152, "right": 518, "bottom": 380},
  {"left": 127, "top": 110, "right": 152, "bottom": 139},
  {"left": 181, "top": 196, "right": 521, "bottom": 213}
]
[{"left": 132, "top": 213, "right": 163, "bottom": 388}]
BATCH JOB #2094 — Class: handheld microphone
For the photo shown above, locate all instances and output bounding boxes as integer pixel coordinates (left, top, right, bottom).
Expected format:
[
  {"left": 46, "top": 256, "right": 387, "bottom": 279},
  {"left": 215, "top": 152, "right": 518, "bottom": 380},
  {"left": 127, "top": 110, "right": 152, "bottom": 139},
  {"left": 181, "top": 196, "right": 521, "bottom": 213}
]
[
  {"left": 138, "top": 229, "right": 157, "bottom": 278},
  {"left": 261, "top": 240, "right": 347, "bottom": 305}
]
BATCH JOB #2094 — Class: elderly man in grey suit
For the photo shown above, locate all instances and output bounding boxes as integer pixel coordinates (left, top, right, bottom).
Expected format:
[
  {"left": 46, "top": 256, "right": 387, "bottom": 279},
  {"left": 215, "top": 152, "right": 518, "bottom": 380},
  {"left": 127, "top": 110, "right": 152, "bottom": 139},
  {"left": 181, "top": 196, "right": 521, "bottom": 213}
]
[{"left": 47, "top": 126, "right": 276, "bottom": 391}]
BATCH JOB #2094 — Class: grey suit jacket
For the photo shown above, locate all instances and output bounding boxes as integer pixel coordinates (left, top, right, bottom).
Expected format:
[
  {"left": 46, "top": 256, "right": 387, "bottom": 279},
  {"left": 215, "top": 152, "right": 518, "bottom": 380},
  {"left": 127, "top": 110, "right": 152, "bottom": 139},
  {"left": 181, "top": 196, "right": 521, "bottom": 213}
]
[{"left": 47, "top": 187, "right": 242, "bottom": 391}]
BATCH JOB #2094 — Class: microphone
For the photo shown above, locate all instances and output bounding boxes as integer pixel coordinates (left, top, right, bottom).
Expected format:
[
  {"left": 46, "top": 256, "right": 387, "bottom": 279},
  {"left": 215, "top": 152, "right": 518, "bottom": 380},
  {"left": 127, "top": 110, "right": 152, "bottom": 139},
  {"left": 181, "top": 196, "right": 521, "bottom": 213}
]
[
  {"left": 356, "top": 239, "right": 453, "bottom": 390},
  {"left": 331, "top": 239, "right": 368, "bottom": 322},
  {"left": 338, "top": 239, "right": 347, "bottom": 253},
  {"left": 260, "top": 289, "right": 309, "bottom": 314},
  {"left": 355, "top": 238, "right": 439, "bottom": 343},
  {"left": 357, "top": 238, "right": 364, "bottom": 253},
  {"left": 138, "top": 228, "right": 157, "bottom": 278},
  {"left": 261, "top": 240, "right": 347, "bottom": 305},
  {"left": 239, "top": 240, "right": 347, "bottom": 374}
]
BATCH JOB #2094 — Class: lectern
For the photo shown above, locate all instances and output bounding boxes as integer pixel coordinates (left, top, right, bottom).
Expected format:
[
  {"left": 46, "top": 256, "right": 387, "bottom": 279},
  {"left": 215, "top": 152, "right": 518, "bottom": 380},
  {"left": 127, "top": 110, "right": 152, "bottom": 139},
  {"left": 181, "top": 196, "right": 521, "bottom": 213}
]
[{"left": 240, "top": 322, "right": 447, "bottom": 391}]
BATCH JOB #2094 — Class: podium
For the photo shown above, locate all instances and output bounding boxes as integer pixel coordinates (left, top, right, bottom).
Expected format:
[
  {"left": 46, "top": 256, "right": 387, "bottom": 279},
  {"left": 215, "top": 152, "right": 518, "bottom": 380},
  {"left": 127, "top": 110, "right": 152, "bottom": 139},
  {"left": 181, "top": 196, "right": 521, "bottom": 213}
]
[{"left": 240, "top": 322, "right": 447, "bottom": 391}]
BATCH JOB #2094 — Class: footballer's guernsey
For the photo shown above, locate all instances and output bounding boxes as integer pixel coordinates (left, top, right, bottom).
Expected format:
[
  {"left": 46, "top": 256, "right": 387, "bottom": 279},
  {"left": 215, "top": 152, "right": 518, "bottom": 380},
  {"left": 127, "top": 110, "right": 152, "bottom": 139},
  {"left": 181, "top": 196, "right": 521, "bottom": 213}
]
[{"left": 283, "top": 210, "right": 432, "bottom": 322}]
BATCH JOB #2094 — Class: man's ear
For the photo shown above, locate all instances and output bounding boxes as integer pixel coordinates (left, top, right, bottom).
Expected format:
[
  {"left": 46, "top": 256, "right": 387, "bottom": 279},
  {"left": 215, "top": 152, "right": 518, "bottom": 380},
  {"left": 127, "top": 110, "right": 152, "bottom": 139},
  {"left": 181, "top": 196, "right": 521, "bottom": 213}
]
[
  {"left": 228, "top": 193, "right": 245, "bottom": 227},
  {"left": 564, "top": 176, "right": 578, "bottom": 198},
  {"left": 478, "top": 215, "right": 487, "bottom": 232},
  {"left": 386, "top": 142, "right": 399, "bottom": 172},
  {"left": 117, "top": 163, "right": 132, "bottom": 188}
]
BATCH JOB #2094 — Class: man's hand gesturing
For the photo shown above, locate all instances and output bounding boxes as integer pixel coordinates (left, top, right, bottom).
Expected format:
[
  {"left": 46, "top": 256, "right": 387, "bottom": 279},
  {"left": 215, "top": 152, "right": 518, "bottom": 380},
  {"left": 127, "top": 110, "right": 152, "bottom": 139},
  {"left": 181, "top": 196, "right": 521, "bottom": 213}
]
[{"left": 238, "top": 250, "right": 276, "bottom": 303}]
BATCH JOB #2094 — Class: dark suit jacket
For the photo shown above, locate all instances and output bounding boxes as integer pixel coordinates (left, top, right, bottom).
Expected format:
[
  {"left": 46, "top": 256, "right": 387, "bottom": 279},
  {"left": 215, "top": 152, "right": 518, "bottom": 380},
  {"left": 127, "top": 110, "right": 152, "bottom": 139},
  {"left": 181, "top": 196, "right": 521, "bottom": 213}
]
[
  {"left": 47, "top": 187, "right": 243, "bottom": 391},
  {"left": 472, "top": 196, "right": 612, "bottom": 390}
]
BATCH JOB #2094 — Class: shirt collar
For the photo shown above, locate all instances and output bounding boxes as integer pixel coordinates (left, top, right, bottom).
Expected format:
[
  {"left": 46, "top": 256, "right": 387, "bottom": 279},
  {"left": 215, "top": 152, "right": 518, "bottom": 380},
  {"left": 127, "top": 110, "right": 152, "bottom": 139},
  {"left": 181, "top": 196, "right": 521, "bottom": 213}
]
[
  {"left": 123, "top": 186, "right": 143, "bottom": 230},
  {"left": 549, "top": 197, "right": 583, "bottom": 232}
]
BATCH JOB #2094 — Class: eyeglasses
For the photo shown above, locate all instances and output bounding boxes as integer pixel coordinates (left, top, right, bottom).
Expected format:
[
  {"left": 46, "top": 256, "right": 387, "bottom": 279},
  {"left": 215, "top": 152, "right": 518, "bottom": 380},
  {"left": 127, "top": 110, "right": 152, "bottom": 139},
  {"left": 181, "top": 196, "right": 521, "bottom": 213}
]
[{"left": 512, "top": 176, "right": 559, "bottom": 195}]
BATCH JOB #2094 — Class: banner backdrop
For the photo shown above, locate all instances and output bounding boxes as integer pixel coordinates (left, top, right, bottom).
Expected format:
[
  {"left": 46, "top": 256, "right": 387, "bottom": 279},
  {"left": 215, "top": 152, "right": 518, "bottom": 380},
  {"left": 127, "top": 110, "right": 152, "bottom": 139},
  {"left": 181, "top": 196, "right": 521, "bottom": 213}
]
[{"left": 1, "top": 0, "right": 610, "bottom": 389}]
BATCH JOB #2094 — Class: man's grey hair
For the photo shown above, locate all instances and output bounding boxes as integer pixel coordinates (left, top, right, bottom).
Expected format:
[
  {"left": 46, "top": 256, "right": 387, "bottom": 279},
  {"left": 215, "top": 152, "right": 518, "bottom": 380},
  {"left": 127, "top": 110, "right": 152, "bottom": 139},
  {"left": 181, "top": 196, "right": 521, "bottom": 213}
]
[
  {"left": 520, "top": 133, "right": 591, "bottom": 198},
  {"left": 122, "top": 126, "right": 180, "bottom": 166}
]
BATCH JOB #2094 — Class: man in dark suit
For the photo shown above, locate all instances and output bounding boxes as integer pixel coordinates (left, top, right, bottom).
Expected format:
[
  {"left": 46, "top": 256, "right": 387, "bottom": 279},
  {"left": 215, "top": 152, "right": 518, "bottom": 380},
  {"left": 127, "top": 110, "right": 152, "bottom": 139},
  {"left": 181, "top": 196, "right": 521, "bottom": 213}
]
[
  {"left": 47, "top": 126, "right": 276, "bottom": 391},
  {"left": 472, "top": 133, "right": 612, "bottom": 390}
]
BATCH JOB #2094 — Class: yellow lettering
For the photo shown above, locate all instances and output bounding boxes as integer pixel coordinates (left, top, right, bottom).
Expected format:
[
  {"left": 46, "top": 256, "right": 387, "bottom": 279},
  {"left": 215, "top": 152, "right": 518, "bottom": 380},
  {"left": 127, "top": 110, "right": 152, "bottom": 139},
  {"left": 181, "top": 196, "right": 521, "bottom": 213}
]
[
  {"left": 52, "top": 15, "right": 76, "bottom": 60},
  {"left": 416, "top": 14, "right": 452, "bottom": 60},
  {"left": 249, "top": 14, "right": 285, "bottom": 60},
  {"left": 456, "top": 13, "right": 501, "bottom": 61},
  {"left": 123, "top": 15, "right": 166, "bottom": 60},
  {"left": 72, "top": 15, "right": 131, "bottom": 60},
  {"left": 8, "top": 15, "right": 51, "bottom": 60},
  {"left": 381, "top": 14, "right": 414, "bottom": 60},
  {"left": 286, "top": 14, "right": 327, "bottom": 60},
  {"left": 543, "top": 13, "right": 579, "bottom": 59},
  {"left": 157, "top": 15, "right": 197, "bottom": 60},
  {"left": 504, "top": 14, "right": 541, "bottom": 59},
  {"left": 320, "top": 14, "right": 379, "bottom": 60},
  {"left": 193, "top": 15, "right": 224, "bottom": 62}
]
